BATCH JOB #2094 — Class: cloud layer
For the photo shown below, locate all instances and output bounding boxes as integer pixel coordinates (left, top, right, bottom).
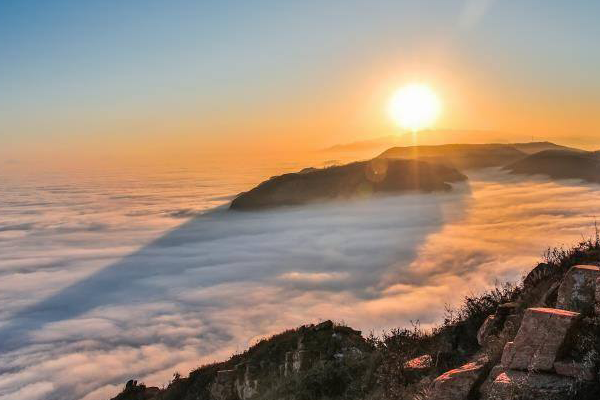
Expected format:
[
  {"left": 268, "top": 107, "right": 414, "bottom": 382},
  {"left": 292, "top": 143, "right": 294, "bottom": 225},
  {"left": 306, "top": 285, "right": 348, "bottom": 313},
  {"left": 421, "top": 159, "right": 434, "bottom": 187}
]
[{"left": 2, "top": 166, "right": 600, "bottom": 400}]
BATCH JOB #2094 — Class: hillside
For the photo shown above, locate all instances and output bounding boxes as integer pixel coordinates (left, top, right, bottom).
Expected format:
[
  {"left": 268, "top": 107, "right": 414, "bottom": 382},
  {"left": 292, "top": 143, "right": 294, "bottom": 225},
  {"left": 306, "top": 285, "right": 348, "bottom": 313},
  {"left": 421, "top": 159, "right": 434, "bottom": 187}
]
[
  {"left": 509, "top": 142, "right": 584, "bottom": 155},
  {"left": 505, "top": 150, "right": 600, "bottom": 183},
  {"left": 111, "top": 239, "right": 600, "bottom": 400},
  {"left": 321, "top": 132, "right": 559, "bottom": 155},
  {"left": 231, "top": 142, "right": 589, "bottom": 211},
  {"left": 229, "top": 159, "right": 467, "bottom": 210},
  {"left": 377, "top": 144, "right": 526, "bottom": 169}
]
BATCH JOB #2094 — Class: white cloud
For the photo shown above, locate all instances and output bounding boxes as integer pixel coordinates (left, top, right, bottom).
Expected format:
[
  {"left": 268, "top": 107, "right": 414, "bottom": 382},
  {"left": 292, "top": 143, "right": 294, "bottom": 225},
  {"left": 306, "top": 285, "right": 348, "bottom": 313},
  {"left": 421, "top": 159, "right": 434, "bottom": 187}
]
[{"left": 2, "top": 167, "right": 600, "bottom": 400}]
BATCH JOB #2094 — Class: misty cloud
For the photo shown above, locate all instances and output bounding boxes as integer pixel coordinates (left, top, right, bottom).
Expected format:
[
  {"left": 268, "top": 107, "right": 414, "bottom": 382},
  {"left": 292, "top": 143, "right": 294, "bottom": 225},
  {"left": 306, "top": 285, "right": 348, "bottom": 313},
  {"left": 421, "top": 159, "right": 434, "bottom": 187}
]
[
  {"left": 2, "top": 168, "right": 600, "bottom": 400},
  {"left": 0, "top": 223, "right": 34, "bottom": 232}
]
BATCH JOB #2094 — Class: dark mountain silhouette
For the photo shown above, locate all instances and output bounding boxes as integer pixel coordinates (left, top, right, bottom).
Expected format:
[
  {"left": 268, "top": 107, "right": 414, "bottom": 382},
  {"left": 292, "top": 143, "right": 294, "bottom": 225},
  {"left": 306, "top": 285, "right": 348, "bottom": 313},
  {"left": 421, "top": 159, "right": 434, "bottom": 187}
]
[
  {"left": 231, "top": 142, "right": 588, "bottom": 210},
  {"left": 504, "top": 149, "right": 600, "bottom": 182},
  {"left": 509, "top": 141, "right": 583, "bottom": 155},
  {"left": 377, "top": 143, "right": 527, "bottom": 169},
  {"left": 229, "top": 159, "right": 467, "bottom": 210},
  {"left": 320, "top": 131, "right": 549, "bottom": 155}
]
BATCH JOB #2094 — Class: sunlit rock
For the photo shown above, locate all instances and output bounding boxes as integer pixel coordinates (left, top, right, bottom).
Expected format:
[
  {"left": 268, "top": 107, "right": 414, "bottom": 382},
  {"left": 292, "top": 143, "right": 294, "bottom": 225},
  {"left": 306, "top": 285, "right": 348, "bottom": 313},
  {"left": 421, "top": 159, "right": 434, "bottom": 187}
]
[
  {"left": 500, "top": 307, "right": 580, "bottom": 371},
  {"left": 430, "top": 358, "right": 488, "bottom": 400},
  {"left": 556, "top": 265, "right": 600, "bottom": 314},
  {"left": 483, "top": 370, "right": 577, "bottom": 400}
]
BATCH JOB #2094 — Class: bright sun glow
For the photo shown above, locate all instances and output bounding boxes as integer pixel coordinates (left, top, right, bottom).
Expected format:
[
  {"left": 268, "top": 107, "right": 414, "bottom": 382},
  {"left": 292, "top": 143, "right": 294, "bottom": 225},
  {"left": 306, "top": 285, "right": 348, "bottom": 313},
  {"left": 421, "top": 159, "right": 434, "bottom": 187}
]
[{"left": 388, "top": 83, "right": 441, "bottom": 131}]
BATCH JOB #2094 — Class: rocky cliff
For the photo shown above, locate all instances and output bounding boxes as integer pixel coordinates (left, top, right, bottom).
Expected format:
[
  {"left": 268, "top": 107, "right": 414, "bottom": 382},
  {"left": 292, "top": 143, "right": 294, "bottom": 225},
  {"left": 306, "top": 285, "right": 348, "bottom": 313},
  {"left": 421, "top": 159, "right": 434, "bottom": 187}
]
[{"left": 111, "top": 240, "right": 600, "bottom": 400}]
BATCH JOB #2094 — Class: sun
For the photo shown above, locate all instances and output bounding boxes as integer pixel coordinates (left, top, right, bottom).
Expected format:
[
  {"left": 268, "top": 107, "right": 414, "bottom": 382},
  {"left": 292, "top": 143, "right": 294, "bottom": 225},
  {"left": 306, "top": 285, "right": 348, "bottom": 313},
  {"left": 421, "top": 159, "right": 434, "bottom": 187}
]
[{"left": 388, "top": 83, "right": 441, "bottom": 131}]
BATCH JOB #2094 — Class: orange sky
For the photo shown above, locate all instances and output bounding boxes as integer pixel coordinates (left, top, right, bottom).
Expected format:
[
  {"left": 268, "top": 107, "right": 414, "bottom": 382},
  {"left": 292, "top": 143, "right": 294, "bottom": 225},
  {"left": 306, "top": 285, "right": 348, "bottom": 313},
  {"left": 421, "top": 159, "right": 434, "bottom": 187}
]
[{"left": 2, "top": 1, "right": 600, "bottom": 165}]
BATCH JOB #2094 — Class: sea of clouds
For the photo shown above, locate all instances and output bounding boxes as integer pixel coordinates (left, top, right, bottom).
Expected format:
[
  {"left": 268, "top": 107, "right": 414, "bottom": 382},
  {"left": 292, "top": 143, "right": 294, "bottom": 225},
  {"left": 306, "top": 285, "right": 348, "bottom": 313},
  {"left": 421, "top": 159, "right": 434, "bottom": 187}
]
[{"left": 2, "top": 164, "right": 600, "bottom": 400}]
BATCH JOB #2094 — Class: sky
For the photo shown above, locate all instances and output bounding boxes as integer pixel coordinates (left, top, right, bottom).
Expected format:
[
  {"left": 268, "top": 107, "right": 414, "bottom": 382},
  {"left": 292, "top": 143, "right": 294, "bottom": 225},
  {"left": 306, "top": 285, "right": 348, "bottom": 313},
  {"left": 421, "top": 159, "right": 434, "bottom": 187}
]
[{"left": 1, "top": 0, "right": 600, "bottom": 163}]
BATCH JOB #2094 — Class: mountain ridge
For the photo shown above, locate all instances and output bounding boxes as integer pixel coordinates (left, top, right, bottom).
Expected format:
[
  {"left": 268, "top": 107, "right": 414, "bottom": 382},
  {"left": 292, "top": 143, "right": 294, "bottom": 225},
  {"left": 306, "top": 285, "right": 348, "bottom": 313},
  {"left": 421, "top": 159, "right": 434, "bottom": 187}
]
[
  {"left": 229, "top": 159, "right": 467, "bottom": 210},
  {"left": 505, "top": 149, "right": 600, "bottom": 183}
]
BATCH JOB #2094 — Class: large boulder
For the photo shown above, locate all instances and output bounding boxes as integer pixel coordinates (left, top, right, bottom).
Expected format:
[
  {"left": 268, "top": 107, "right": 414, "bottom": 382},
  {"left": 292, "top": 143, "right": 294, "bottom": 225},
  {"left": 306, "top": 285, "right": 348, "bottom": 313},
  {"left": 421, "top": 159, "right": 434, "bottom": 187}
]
[
  {"left": 483, "top": 370, "right": 577, "bottom": 400},
  {"left": 430, "top": 358, "right": 488, "bottom": 400},
  {"left": 523, "top": 263, "right": 554, "bottom": 289},
  {"left": 556, "top": 265, "right": 600, "bottom": 314},
  {"left": 500, "top": 308, "right": 580, "bottom": 371},
  {"left": 479, "top": 365, "right": 506, "bottom": 398},
  {"left": 477, "top": 303, "right": 521, "bottom": 347},
  {"left": 477, "top": 315, "right": 498, "bottom": 346}
]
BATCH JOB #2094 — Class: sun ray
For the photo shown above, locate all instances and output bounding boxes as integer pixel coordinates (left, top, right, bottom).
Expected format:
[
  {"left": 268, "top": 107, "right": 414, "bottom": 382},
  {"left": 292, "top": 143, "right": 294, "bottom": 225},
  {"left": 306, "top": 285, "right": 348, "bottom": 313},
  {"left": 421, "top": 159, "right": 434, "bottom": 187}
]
[{"left": 388, "top": 84, "right": 441, "bottom": 132}]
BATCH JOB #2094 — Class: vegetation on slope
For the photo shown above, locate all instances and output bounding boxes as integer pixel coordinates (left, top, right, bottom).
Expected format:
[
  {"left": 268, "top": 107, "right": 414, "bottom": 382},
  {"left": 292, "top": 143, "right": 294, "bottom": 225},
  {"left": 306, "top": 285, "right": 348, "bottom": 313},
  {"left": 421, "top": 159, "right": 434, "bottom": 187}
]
[
  {"left": 111, "top": 235, "right": 600, "bottom": 400},
  {"left": 376, "top": 144, "right": 527, "bottom": 169},
  {"left": 508, "top": 142, "right": 583, "bottom": 155},
  {"left": 230, "top": 159, "right": 467, "bottom": 210},
  {"left": 504, "top": 150, "right": 600, "bottom": 183}
]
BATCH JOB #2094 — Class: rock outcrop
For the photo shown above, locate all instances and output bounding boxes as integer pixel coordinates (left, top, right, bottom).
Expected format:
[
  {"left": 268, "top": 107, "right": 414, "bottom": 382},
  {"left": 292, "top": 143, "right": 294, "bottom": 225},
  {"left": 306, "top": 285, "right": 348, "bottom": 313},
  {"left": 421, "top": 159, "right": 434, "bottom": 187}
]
[
  {"left": 476, "top": 303, "right": 520, "bottom": 347},
  {"left": 204, "top": 320, "right": 366, "bottom": 400},
  {"left": 556, "top": 265, "right": 600, "bottom": 314},
  {"left": 476, "top": 315, "right": 498, "bottom": 346},
  {"left": 478, "top": 263, "right": 600, "bottom": 400},
  {"left": 484, "top": 370, "right": 577, "bottom": 400},
  {"left": 210, "top": 370, "right": 238, "bottom": 400},
  {"left": 430, "top": 357, "right": 489, "bottom": 400},
  {"left": 210, "top": 365, "right": 260, "bottom": 400},
  {"left": 500, "top": 308, "right": 581, "bottom": 371}
]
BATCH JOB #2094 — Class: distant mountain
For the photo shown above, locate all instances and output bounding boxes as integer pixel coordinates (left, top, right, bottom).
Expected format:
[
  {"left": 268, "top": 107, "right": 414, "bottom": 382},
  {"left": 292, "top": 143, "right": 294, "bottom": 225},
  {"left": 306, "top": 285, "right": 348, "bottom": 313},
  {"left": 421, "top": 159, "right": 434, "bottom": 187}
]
[
  {"left": 509, "top": 141, "right": 584, "bottom": 154},
  {"left": 321, "top": 131, "right": 558, "bottom": 156},
  {"left": 322, "top": 135, "right": 401, "bottom": 153},
  {"left": 229, "top": 159, "right": 467, "bottom": 210},
  {"left": 504, "top": 149, "right": 600, "bottom": 183},
  {"left": 377, "top": 143, "right": 527, "bottom": 169},
  {"left": 230, "top": 142, "right": 590, "bottom": 210}
]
